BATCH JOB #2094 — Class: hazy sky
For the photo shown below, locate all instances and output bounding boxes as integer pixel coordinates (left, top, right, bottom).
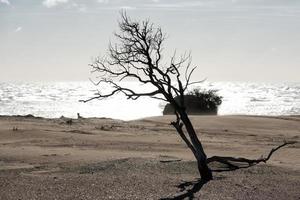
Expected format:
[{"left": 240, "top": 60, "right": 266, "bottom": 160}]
[{"left": 1, "top": 0, "right": 300, "bottom": 82}]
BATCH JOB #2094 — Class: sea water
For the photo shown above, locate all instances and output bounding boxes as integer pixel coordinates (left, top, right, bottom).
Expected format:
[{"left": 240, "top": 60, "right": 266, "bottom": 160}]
[{"left": 0, "top": 81, "right": 299, "bottom": 120}]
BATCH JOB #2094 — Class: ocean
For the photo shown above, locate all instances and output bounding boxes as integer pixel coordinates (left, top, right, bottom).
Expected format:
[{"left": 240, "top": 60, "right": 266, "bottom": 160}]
[{"left": 0, "top": 81, "right": 299, "bottom": 120}]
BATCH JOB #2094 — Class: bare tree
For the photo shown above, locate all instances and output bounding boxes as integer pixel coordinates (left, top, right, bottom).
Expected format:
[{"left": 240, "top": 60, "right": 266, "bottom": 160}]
[
  {"left": 82, "top": 12, "right": 298, "bottom": 187},
  {"left": 84, "top": 12, "right": 213, "bottom": 181}
]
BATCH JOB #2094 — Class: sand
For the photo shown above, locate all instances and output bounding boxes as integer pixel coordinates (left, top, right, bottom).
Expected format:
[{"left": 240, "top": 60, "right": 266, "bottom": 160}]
[{"left": 0, "top": 115, "right": 299, "bottom": 199}]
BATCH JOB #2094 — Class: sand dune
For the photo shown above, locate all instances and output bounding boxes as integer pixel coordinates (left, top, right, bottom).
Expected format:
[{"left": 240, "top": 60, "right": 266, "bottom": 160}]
[{"left": 0, "top": 115, "right": 299, "bottom": 199}]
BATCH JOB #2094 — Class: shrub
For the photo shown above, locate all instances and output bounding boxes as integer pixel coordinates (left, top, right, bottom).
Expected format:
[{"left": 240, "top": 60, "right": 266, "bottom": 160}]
[
  {"left": 187, "top": 88, "right": 222, "bottom": 110},
  {"left": 163, "top": 88, "right": 222, "bottom": 115}
]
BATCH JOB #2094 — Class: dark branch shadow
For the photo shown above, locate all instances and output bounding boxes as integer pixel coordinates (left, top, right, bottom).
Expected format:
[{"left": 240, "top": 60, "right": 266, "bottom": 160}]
[
  {"left": 207, "top": 157, "right": 254, "bottom": 172},
  {"left": 159, "top": 158, "right": 250, "bottom": 200},
  {"left": 159, "top": 159, "right": 245, "bottom": 200},
  {"left": 160, "top": 178, "right": 208, "bottom": 200}
]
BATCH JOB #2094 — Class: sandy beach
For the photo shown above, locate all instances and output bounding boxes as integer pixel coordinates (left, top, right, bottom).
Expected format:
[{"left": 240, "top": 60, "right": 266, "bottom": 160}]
[
  {"left": 2, "top": 0, "right": 300, "bottom": 199},
  {"left": 0, "top": 115, "right": 299, "bottom": 199}
]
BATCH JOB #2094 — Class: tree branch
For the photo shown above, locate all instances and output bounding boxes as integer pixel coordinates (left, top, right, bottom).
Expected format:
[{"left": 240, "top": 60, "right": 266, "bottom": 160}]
[{"left": 207, "top": 141, "right": 297, "bottom": 166}]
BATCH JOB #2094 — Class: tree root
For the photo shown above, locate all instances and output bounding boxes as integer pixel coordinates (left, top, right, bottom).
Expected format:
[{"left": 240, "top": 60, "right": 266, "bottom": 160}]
[
  {"left": 161, "top": 141, "right": 297, "bottom": 200},
  {"left": 207, "top": 141, "right": 297, "bottom": 170}
]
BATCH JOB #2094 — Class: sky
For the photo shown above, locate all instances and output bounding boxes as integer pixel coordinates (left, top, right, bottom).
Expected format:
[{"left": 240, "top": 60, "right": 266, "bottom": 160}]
[{"left": 0, "top": 0, "right": 300, "bottom": 82}]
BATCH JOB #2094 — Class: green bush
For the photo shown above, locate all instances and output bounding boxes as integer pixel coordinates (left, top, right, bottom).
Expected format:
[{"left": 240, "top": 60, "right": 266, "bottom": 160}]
[
  {"left": 187, "top": 88, "right": 222, "bottom": 110},
  {"left": 163, "top": 88, "right": 222, "bottom": 115}
]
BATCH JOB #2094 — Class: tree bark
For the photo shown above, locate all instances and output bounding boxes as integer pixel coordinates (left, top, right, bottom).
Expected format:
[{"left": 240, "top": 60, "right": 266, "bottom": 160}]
[{"left": 179, "top": 111, "right": 213, "bottom": 181}]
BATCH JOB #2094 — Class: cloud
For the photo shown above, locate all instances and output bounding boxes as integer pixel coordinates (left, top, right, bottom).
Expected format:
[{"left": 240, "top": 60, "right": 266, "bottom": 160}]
[
  {"left": 91, "top": 0, "right": 300, "bottom": 11},
  {"left": 70, "top": 3, "right": 87, "bottom": 12},
  {"left": 98, "top": 0, "right": 109, "bottom": 4},
  {"left": 14, "top": 27, "right": 22, "bottom": 33},
  {"left": 43, "top": 0, "right": 69, "bottom": 8},
  {"left": 0, "top": 0, "right": 10, "bottom": 5}
]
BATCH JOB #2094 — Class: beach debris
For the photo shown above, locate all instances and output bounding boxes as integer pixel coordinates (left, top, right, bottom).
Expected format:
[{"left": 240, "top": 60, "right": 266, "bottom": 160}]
[
  {"left": 99, "top": 125, "right": 113, "bottom": 131},
  {"left": 60, "top": 116, "right": 73, "bottom": 125},
  {"left": 160, "top": 159, "right": 182, "bottom": 163},
  {"left": 42, "top": 154, "right": 57, "bottom": 157},
  {"left": 77, "top": 113, "right": 83, "bottom": 119},
  {"left": 159, "top": 155, "right": 182, "bottom": 163},
  {"left": 66, "top": 119, "right": 73, "bottom": 125},
  {"left": 207, "top": 140, "right": 297, "bottom": 169}
]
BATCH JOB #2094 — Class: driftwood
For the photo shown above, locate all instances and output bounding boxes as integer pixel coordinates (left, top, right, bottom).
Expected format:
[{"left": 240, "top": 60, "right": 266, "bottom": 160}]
[
  {"left": 207, "top": 141, "right": 297, "bottom": 170},
  {"left": 159, "top": 159, "right": 182, "bottom": 163}
]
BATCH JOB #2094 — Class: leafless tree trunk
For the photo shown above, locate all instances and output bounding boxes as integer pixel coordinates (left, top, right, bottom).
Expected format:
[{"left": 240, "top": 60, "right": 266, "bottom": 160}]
[{"left": 171, "top": 108, "right": 212, "bottom": 180}]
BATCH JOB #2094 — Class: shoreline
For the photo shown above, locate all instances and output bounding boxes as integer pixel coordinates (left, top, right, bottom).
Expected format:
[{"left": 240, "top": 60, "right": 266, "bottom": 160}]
[{"left": 1, "top": 113, "right": 300, "bottom": 121}]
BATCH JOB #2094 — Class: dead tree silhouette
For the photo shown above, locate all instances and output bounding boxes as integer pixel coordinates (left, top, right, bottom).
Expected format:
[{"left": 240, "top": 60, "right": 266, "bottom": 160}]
[
  {"left": 82, "top": 12, "right": 296, "bottom": 183},
  {"left": 83, "top": 12, "right": 212, "bottom": 181}
]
